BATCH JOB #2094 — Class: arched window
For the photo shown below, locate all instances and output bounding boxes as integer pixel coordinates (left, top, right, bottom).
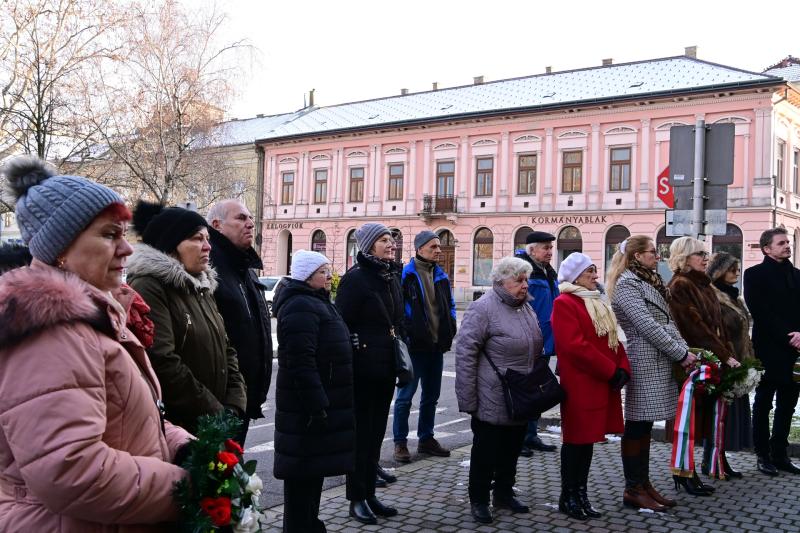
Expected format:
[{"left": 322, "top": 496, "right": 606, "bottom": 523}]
[
  {"left": 438, "top": 229, "right": 456, "bottom": 281},
  {"left": 604, "top": 225, "right": 631, "bottom": 279},
  {"left": 311, "top": 229, "right": 327, "bottom": 255},
  {"left": 473, "top": 228, "right": 494, "bottom": 286},
  {"left": 391, "top": 228, "right": 403, "bottom": 263},
  {"left": 514, "top": 226, "right": 534, "bottom": 254},
  {"left": 557, "top": 226, "right": 582, "bottom": 265},
  {"left": 712, "top": 224, "right": 743, "bottom": 261},
  {"left": 656, "top": 226, "right": 677, "bottom": 282},
  {"left": 346, "top": 230, "right": 357, "bottom": 270}
]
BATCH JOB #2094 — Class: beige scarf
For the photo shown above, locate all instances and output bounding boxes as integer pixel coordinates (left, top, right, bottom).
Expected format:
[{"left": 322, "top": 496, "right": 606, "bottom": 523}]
[{"left": 558, "top": 281, "right": 620, "bottom": 351}]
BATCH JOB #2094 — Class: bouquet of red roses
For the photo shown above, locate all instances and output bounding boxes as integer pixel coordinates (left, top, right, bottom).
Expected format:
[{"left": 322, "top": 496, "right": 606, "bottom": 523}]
[{"left": 173, "top": 412, "right": 265, "bottom": 532}]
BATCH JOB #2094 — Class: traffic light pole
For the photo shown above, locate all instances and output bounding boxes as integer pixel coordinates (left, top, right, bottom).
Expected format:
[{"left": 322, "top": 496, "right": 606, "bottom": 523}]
[{"left": 692, "top": 118, "right": 706, "bottom": 239}]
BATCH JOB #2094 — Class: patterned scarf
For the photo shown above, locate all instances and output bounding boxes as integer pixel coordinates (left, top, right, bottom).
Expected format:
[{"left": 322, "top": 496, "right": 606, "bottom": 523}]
[
  {"left": 628, "top": 259, "right": 668, "bottom": 300},
  {"left": 558, "top": 281, "right": 620, "bottom": 350}
]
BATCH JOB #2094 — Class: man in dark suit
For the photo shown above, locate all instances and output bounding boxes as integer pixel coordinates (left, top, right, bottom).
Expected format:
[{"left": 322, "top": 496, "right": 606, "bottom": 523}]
[
  {"left": 743, "top": 227, "right": 800, "bottom": 476},
  {"left": 207, "top": 199, "right": 273, "bottom": 447}
]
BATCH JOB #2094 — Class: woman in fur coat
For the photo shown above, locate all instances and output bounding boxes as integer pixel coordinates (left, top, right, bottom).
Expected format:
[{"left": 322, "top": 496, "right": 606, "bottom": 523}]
[
  {"left": 667, "top": 237, "right": 737, "bottom": 494},
  {"left": 0, "top": 156, "right": 191, "bottom": 532},
  {"left": 127, "top": 202, "right": 246, "bottom": 435}
]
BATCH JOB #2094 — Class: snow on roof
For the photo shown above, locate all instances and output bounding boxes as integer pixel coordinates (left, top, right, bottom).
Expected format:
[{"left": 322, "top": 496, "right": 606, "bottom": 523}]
[
  {"left": 197, "top": 110, "right": 306, "bottom": 148},
  {"left": 764, "top": 65, "right": 800, "bottom": 82},
  {"left": 254, "top": 56, "right": 780, "bottom": 143}
]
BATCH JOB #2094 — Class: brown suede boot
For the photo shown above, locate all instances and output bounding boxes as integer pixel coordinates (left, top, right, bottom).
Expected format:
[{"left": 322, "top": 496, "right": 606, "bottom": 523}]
[
  {"left": 623, "top": 485, "right": 668, "bottom": 512},
  {"left": 640, "top": 436, "right": 677, "bottom": 507}
]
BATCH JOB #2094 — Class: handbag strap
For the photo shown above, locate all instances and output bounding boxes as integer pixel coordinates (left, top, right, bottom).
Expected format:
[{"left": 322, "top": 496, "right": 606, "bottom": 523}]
[{"left": 481, "top": 349, "right": 506, "bottom": 383}]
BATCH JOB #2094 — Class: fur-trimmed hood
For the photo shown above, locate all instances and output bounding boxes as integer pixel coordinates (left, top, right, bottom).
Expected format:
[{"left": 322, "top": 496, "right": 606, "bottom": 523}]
[
  {"left": 0, "top": 262, "right": 120, "bottom": 347},
  {"left": 126, "top": 243, "right": 218, "bottom": 294}
]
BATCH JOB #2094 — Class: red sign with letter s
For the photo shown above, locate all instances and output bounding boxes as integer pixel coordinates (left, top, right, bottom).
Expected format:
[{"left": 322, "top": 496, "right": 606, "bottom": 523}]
[{"left": 657, "top": 166, "right": 674, "bottom": 208}]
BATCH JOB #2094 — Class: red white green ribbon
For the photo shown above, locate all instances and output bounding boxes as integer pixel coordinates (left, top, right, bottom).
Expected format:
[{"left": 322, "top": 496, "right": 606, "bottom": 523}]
[{"left": 671, "top": 365, "right": 726, "bottom": 478}]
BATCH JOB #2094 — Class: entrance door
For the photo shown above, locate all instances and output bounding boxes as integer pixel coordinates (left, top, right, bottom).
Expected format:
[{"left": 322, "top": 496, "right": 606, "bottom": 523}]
[{"left": 438, "top": 229, "right": 455, "bottom": 281}]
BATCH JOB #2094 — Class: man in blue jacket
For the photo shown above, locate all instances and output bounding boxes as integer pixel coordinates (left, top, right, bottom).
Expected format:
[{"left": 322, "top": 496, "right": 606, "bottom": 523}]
[
  {"left": 514, "top": 231, "right": 559, "bottom": 456},
  {"left": 393, "top": 230, "right": 458, "bottom": 463}
]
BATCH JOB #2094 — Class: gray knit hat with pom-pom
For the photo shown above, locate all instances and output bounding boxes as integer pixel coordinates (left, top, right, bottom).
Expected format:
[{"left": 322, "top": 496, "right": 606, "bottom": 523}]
[{"left": 3, "top": 155, "right": 123, "bottom": 265}]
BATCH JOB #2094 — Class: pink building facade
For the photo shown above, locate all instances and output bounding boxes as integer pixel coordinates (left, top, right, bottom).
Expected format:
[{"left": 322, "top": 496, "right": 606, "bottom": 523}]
[{"left": 255, "top": 55, "right": 800, "bottom": 301}]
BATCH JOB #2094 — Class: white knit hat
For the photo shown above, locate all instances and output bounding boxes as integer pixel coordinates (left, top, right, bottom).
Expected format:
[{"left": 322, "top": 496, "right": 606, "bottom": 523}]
[
  {"left": 557, "top": 252, "right": 594, "bottom": 283},
  {"left": 290, "top": 249, "right": 330, "bottom": 281}
]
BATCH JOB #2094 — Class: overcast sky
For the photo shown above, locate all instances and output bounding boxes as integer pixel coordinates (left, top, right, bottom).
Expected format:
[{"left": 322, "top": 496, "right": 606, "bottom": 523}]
[{"left": 223, "top": 0, "right": 799, "bottom": 119}]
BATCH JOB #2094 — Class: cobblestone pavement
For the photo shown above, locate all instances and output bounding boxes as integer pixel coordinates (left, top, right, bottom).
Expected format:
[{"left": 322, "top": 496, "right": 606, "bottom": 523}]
[{"left": 261, "top": 438, "right": 800, "bottom": 532}]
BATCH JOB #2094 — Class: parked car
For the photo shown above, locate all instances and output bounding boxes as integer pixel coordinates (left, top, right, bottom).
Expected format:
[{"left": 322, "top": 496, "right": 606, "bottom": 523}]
[{"left": 259, "top": 275, "right": 288, "bottom": 317}]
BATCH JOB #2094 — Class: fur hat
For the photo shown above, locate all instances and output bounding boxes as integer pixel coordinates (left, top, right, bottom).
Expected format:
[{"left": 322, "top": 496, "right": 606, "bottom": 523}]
[
  {"left": 355, "top": 222, "right": 391, "bottom": 254},
  {"left": 132, "top": 201, "right": 208, "bottom": 254},
  {"left": 557, "top": 252, "right": 594, "bottom": 283},
  {"left": 3, "top": 155, "right": 123, "bottom": 265},
  {"left": 706, "top": 251, "right": 739, "bottom": 281},
  {"left": 290, "top": 249, "right": 330, "bottom": 281}
]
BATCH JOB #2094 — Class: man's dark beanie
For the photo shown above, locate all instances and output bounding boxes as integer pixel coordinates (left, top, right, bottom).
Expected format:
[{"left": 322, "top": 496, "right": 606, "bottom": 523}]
[
  {"left": 132, "top": 201, "right": 209, "bottom": 254},
  {"left": 414, "top": 230, "right": 438, "bottom": 251}
]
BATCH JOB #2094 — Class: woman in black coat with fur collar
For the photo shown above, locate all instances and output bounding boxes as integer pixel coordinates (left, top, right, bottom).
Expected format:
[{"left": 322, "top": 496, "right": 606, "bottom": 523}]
[
  {"left": 335, "top": 223, "right": 406, "bottom": 525},
  {"left": 273, "top": 250, "right": 355, "bottom": 533}
]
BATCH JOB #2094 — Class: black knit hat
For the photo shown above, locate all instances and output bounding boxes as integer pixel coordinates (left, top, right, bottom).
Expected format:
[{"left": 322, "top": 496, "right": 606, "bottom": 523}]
[
  {"left": 706, "top": 251, "right": 739, "bottom": 281},
  {"left": 132, "top": 201, "right": 209, "bottom": 254}
]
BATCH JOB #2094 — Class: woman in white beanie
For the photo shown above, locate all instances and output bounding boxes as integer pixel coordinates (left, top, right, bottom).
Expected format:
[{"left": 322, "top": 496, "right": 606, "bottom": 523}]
[
  {"left": 552, "top": 253, "right": 631, "bottom": 520},
  {"left": 335, "top": 223, "right": 405, "bottom": 524},
  {"left": 273, "top": 250, "right": 355, "bottom": 532}
]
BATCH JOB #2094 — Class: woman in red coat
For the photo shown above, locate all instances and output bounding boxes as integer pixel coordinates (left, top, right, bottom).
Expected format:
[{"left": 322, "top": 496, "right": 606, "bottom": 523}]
[{"left": 552, "top": 253, "right": 631, "bottom": 521}]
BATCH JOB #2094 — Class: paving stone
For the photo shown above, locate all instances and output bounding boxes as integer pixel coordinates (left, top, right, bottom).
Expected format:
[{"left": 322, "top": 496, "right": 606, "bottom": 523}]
[{"left": 260, "top": 439, "right": 800, "bottom": 532}]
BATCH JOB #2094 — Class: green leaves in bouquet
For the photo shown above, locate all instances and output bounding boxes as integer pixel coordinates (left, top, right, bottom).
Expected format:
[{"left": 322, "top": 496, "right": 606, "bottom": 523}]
[{"left": 243, "top": 460, "right": 257, "bottom": 476}]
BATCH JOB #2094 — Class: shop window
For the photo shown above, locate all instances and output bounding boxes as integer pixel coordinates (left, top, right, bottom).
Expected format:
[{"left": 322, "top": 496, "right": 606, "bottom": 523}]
[
  {"left": 472, "top": 228, "right": 494, "bottom": 286},
  {"left": 604, "top": 225, "right": 631, "bottom": 279},
  {"left": 557, "top": 225, "right": 582, "bottom": 266},
  {"left": 656, "top": 226, "right": 677, "bottom": 282},
  {"left": 311, "top": 229, "right": 327, "bottom": 255},
  {"left": 391, "top": 228, "right": 403, "bottom": 263},
  {"left": 514, "top": 226, "right": 534, "bottom": 254},
  {"left": 438, "top": 229, "right": 456, "bottom": 281},
  {"left": 346, "top": 229, "right": 358, "bottom": 270}
]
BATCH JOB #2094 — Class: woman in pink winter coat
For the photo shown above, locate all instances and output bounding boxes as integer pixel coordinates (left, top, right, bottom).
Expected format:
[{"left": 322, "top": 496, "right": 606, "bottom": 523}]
[{"left": 0, "top": 156, "right": 191, "bottom": 532}]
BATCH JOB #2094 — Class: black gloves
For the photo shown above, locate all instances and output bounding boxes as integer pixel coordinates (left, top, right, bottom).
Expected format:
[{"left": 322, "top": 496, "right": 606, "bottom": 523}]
[
  {"left": 306, "top": 410, "right": 328, "bottom": 432},
  {"left": 608, "top": 368, "right": 630, "bottom": 390}
]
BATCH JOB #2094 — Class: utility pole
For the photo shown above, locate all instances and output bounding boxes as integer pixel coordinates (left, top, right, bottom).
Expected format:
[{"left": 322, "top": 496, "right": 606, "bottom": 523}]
[{"left": 691, "top": 119, "right": 707, "bottom": 240}]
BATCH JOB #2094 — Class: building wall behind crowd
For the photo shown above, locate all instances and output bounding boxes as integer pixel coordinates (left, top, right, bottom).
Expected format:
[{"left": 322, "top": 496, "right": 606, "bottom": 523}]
[{"left": 256, "top": 89, "right": 800, "bottom": 301}]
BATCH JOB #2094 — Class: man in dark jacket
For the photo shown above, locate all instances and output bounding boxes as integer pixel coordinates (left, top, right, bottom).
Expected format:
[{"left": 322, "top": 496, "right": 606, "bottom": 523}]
[
  {"left": 743, "top": 227, "right": 800, "bottom": 476},
  {"left": 514, "top": 231, "right": 559, "bottom": 456},
  {"left": 208, "top": 199, "right": 273, "bottom": 446},
  {"left": 393, "top": 231, "right": 457, "bottom": 463}
]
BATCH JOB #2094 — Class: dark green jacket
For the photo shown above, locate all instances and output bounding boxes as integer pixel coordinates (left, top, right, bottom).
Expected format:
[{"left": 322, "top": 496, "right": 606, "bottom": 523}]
[{"left": 127, "top": 244, "right": 246, "bottom": 433}]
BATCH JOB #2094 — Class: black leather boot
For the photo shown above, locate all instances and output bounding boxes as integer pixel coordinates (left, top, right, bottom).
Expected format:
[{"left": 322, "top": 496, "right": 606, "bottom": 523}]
[
  {"left": 492, "top": 493, "right": 530, "bottom": 513},
  {"left": 349, "top": 500, "right": 377, "bottom": 524},
  {"left": 376, "top": 464, "right": 397, "bottom": 483},
  {"left": 559, "top": 488, "right": 588, "bottom": 520},
  {"left": 470, "top": 503, "right": 493, "bottom": 524},
  {"left": 577, "top": 486, "right": 602, "bottom": 518},
  {"left": 366, "top": 496, "right": 398, "bottom": 517}
]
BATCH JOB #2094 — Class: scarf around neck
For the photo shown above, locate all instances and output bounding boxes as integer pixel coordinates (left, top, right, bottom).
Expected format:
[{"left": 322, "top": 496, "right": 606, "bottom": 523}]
[
  {"left": 492, "top": 280, "right": 532, "bottom": 307},
  {"left": 628, "top": 258, "right": 668, "bottom": 300},
  {"left": 558, "top": 281, "right": 620, "bottom": 350}
]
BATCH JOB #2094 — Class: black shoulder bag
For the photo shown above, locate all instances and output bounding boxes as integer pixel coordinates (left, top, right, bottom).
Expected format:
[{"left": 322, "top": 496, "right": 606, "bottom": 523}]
[
  {"left": 390, "top": 326, "right": 414, "bottom": 388},
  {"left": 483, "top": 352, "right": 565, "bottom": 421}
]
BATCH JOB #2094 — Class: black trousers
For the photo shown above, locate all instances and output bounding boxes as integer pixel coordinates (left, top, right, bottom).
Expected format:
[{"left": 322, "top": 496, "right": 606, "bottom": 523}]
[
  {"left": 346, "top": 376, "right": 395, "bottom": 501},
  {"left": 283, "top": 476, "right": 325, "bottom": 533},
  {"left": 752, "top": 374, "right": 800, "bottom": 458},
  {"left": 468, "top": 417, "right": 526, "bottom": 504}
]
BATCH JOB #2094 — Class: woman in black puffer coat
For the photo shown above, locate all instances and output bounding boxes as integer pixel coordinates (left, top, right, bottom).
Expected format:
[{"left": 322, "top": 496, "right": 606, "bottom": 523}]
[
  {"left": 335, "top": 223, "right": 406, "bottom": 525},
  {"left": 273, "top": 250, "right": 355, "bottom": 533}
]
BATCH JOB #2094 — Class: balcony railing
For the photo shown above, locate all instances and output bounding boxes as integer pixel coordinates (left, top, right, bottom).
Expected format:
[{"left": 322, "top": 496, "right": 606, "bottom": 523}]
[{"left": 421, "top": 194, "right": 457, "bottom": 216}]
